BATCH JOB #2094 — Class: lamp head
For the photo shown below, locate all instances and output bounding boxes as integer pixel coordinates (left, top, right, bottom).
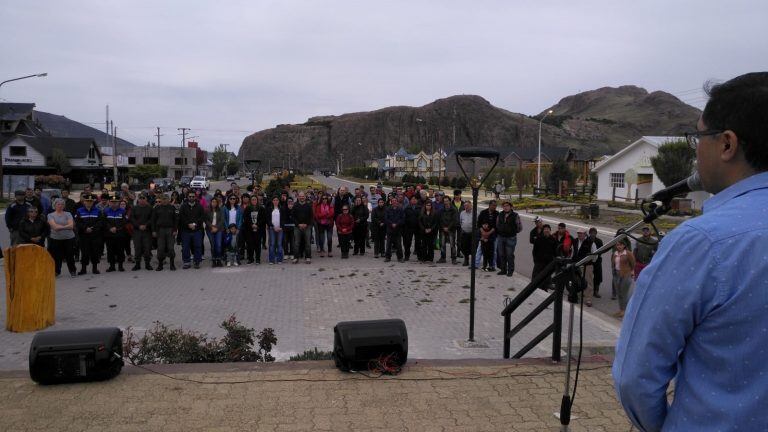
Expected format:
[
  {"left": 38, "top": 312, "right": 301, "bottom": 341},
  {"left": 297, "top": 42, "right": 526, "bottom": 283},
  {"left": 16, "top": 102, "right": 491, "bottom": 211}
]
[{"left": 37, "top": 73, "right": 48, "bottom": 77}]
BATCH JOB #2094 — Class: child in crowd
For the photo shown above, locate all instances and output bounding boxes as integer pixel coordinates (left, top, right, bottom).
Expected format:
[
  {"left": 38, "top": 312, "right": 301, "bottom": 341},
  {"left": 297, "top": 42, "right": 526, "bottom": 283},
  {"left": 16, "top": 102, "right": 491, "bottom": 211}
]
[
  {"left": 479, "top": 221, "right": 495, "bottom": 272},
  {"left": 225, "top": 223, "right": 240, "bottom": 267}
]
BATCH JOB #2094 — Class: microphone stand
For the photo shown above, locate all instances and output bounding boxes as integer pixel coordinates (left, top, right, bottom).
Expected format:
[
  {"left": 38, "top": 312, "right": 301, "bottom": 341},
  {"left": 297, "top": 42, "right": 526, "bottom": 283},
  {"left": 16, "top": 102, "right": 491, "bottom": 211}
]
[{"left": 556, "top": 200, "right": 671, "bottom": 431}]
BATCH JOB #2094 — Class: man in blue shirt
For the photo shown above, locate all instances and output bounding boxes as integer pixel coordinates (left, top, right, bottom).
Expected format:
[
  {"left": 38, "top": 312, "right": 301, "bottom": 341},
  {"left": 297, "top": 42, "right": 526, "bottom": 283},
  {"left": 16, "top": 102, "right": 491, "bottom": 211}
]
[{"left": 613, "top": 72, "right": 768, "bottom": 431}]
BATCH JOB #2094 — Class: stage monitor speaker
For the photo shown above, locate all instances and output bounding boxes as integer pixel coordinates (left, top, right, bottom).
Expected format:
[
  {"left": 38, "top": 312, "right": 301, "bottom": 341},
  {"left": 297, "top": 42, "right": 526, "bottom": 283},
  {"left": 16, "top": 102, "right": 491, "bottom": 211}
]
[
  {"left": 29, "top": 327, "right": 124, "bottom": 385},
  {"left": 333, "top": 319, "right": 408, "bottom": 371}
]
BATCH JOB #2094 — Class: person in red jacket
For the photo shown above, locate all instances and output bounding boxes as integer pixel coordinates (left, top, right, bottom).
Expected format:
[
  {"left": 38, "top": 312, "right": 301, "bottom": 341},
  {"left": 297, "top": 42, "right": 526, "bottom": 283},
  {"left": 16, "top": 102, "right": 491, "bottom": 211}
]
[
  {"left": 335, "top": 205, "right": 355, "bottom": 259},
  {"left": 313, "top": 194, "right": 335, "bottom": 257}
]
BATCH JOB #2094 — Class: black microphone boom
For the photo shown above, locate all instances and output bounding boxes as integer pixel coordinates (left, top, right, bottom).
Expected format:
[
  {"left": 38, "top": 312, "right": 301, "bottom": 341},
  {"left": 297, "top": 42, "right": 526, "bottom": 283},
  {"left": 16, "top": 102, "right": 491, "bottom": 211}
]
[{"left": 650, "top": 172, "right": 702, "bottom": 202}]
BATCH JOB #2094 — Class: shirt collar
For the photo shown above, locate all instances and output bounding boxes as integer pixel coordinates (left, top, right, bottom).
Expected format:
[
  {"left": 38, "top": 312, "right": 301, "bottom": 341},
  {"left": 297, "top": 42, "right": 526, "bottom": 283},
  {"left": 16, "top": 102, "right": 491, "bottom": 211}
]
[{"left": 703, "top": 171, "right": 768, "bottom": 213}]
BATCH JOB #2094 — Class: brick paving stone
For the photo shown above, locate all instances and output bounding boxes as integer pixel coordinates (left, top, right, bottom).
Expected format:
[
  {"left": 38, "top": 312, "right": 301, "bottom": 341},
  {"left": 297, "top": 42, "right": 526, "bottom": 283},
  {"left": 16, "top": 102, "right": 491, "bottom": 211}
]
[
  {"left": 0, "top": 360, "right": 631, "bottom": 431},
  {"left": 1, "top": 247, "right": 619, "bottom": 370}
]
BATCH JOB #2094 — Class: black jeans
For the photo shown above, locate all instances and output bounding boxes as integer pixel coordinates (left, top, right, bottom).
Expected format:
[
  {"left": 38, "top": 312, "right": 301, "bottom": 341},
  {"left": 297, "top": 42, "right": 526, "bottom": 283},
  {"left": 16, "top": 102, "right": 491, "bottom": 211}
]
[
  {"left": 48, "top": 237, "right": 76, "bottom": 274},
  {"left": 338, "top": 233, "right": 352, "bottom": 257},
  {"left": 372, "top": 225, "right": 386, "bottom": 256},
  {"left": 385, "top": 229, "right": 403, "bottom": 260},
  {"left": 245, "top": 228, "right": 261, "bottom": 262},
  {"left": 421, "top": 232, "right": 436, "bottom": 262},
  {"left": 105, "top": 236, "right": 125, "bottom": 265},
  {"left": 353, "top": 221, "right": 367, "bottom": 254},
  {"left": 403, "top": 227, "right": 418, "bottom": 259},
  {"left": 79, "top": 234, "right": 101, "bottom": 266}
]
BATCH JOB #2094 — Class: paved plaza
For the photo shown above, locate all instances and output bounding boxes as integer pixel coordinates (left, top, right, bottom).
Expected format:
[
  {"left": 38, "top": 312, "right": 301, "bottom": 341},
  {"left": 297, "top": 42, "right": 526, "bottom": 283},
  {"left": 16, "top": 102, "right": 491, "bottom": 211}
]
[
  {"left": 0, "top": 359, "right": 631, "bottom": 431},
  {"left": 0, "top": 246, "right": 619, "bottom": 370}
]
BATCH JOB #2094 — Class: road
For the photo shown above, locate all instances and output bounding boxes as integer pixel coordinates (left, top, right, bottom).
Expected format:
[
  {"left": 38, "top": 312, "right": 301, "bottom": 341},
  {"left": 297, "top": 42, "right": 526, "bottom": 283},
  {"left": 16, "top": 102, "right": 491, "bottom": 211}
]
[{"left": 310, "top": 174, "right": 624, "bottom": 320}]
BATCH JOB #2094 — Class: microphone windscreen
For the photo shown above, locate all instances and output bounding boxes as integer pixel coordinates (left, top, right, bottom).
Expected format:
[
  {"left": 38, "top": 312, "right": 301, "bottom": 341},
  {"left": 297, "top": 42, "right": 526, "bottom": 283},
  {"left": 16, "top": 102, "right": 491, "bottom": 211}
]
[{"left": 686, "top": 171, "right": 702, "bottom": 192}]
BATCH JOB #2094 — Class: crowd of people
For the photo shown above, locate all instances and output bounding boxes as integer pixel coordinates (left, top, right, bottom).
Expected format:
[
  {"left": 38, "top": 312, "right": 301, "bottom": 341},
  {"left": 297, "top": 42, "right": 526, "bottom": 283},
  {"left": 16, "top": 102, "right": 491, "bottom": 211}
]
[
  {"left": 528, "top": 216, "right": 658, "bottom": 317},
  {"left": 5, "top": 180, "right": 656, "bottom": 316}
]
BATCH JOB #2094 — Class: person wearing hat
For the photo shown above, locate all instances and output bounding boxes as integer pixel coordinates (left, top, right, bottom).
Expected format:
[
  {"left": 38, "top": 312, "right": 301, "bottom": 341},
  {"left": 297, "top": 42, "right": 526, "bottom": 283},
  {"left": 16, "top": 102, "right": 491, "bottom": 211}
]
[
  {"left": 103, "top": 195, "right": 128, "bottom": 272},
  {"left": 5, "top": 190, "right": 31, "bottom": 246},
  {"left": 632, "top": 226, "right": 658, "bottom": 279},
  {"left": 75, "top": 194, "right": 104, "bottom": 274},
  {"left": 130, "top": 193, "right": 154, "bottom": 271},
  {"left": 530, "top": 216, "right": 544, "bottom": 245}
]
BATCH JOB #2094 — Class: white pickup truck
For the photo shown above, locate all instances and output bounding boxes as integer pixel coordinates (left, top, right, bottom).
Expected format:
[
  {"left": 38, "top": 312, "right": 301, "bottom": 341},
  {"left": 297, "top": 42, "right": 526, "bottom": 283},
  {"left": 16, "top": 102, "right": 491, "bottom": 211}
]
[{"left": 189, "top": 175, "right": 209, "bottom": 189}]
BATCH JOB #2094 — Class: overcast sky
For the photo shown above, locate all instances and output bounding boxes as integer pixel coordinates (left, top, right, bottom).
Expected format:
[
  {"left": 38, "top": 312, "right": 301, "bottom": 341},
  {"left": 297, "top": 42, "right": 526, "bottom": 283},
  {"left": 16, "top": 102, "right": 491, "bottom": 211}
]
[{"left": 2, "top": 1, "right": 766, "bottom": 152}]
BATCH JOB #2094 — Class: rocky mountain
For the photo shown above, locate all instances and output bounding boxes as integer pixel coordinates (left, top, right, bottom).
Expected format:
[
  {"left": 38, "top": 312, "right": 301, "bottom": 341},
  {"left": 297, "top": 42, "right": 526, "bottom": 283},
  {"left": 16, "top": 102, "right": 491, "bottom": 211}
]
[
  {"left": 239, "top": 86, "right": 701, "bottom": 170},
  {"left": 34, "top": 110, "right": 136, "bottom": 149}
]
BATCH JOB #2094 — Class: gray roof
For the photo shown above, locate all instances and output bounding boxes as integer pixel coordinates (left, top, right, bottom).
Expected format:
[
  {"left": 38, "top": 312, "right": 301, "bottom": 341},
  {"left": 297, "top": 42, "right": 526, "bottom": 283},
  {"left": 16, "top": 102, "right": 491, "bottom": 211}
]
[
  {"left": 6, "top": 135, "right": 100, "bottom": 158},
  {"left": 0, "top": 103, "right": 35, "bottom": 121}
]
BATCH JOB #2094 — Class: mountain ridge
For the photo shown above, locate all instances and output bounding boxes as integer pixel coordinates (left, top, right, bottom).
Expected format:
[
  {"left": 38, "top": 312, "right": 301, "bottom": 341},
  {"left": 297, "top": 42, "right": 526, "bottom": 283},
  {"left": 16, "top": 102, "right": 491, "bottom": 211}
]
[{"left": 239, "top": 86, "right": 701, "bottom": 170}]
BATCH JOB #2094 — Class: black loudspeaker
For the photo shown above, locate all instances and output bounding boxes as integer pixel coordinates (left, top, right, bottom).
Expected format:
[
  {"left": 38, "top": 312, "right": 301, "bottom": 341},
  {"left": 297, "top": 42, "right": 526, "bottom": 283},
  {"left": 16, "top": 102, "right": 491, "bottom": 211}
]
[
  {"left": 333, "top": 319, "right": 408, "bottom": 371},
  {"left": 29, "top": 327, "right": 124, "bottom": 385}
]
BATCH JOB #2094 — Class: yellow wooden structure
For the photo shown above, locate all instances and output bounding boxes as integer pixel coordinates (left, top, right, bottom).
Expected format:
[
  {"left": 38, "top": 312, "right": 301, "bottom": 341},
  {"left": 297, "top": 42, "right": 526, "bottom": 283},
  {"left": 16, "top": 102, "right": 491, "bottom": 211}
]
[{"left": 4, "top": 244, "right": 55, "bottom": 332}]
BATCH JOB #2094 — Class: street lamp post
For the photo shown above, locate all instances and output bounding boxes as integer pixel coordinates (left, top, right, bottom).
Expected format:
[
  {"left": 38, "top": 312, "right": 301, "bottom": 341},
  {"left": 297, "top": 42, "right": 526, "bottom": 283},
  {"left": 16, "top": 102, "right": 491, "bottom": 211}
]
[
  {"left": 0, "top": 73, "right": 48, "bottom": 96},
  {"left": 537, "top": 109, "right": 553, "bottom": 192},
  {"left": 455, "top": 148, "right": 500, "bottom": 342}
]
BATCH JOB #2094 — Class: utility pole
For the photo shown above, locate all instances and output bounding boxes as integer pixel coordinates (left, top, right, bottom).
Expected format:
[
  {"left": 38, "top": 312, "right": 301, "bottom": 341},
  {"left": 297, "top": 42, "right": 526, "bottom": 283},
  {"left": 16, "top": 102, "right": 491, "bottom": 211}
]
[
  {"left": 178, "top": 128, "right": 190, "bottom": 147},
  {"left": 155, "top": 127, "right": 163, "bottom": 148},
  {"left": 111, "top": 120, "right": 117, "bottom": 185}
]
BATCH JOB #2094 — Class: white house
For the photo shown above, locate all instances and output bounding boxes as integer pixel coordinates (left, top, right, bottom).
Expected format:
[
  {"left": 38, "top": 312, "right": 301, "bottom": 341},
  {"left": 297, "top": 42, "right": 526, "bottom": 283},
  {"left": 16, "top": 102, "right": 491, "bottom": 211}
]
[{"left": 592, "top": 136, "right": 709, "bottom": 209}]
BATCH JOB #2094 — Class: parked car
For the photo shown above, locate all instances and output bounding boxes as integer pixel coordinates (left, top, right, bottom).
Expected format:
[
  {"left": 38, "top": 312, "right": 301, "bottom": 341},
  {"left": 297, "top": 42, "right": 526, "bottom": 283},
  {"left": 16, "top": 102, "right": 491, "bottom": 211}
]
[
  {"left": 180, "top": 176, "right": 192, "bottom": 188},
  {"left": 152, "top": 178, "right": 174, "bottom": 192},
  {"left": 225, "top": 175, "right": 235, "bottom": 182},
  {"left": 190, "top": 175, "right": 209, "bottom": 189}
]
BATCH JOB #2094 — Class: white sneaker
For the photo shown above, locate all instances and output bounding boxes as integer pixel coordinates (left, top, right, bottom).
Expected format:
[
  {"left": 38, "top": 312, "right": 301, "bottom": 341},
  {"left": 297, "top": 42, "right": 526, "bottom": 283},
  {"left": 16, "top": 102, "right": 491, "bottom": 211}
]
[{"left": 226, "top": 262, "right": 232, "bottom": 267}]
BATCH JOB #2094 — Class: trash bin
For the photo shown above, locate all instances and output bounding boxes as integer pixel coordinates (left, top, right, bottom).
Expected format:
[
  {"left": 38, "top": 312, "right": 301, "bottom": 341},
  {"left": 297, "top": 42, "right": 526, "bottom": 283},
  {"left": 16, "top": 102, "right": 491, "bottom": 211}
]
[
  {"left": 5, "top": 244, "right": 55, "bottom": 332},
  {"left": 590, "top": 203, "right": 600, "bottom": 218}
]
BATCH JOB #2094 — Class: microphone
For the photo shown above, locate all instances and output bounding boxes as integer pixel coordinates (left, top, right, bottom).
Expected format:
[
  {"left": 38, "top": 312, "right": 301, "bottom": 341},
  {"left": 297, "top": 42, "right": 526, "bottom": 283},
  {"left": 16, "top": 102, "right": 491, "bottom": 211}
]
[{"left": 650, "top": 171, "right": 702, "bottom": 202}]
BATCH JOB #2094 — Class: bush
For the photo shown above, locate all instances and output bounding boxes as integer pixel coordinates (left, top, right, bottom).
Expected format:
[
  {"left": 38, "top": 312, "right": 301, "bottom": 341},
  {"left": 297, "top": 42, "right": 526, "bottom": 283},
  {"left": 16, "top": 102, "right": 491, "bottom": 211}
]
[
  {"left": 440, "top": 177, "right": 450, "bottom": 187},
  {"left": 35, "top": 175, "right": 67, "bottom": 188},
  {"left": 341, "top": 167, "right": 378, "bottom": 179},
  {"left": 428, "top": 176, "right": 439, "bottom": 185},
  {"left": 123, "top": 315, "right": 277, "bottom": 365},
  {"left": 289, "top": 347, "right": 334, "bottom": 361}
]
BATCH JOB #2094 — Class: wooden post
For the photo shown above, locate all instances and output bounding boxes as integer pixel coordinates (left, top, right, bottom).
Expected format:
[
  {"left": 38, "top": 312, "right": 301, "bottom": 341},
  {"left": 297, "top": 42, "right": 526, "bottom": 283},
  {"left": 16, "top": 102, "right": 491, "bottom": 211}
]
[{"left": 5, "top": 245, "right": 55, "bottom": 332}]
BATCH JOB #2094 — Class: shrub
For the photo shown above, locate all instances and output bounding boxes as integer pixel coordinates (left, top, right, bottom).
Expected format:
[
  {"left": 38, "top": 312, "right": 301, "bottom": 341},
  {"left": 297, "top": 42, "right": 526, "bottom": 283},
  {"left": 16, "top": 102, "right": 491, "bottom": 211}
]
[
  {"left": 123, "top": 315, "right": 277, "bottom": 365},
  {"left": 289, "top": 347, "right": 334, "bottom": 361},
  {"left": 341, "top": 167, "right": 378, "bottom": 179},
  {"left": 440, "top": 177, "right": 450, "bottom": 187}
]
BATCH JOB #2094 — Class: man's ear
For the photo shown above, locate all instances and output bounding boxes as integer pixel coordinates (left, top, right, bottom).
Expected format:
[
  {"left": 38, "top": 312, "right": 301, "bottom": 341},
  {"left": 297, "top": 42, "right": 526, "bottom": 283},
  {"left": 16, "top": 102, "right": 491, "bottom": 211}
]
[{"left": 721, "top": 130, "right": 740, "bottom": 162}]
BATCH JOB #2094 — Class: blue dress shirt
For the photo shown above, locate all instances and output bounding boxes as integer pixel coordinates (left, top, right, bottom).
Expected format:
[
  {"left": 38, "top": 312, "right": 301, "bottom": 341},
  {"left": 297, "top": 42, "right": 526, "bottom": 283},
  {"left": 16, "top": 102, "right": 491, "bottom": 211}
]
[{"left": 613, "top": 171, "right": 768, "bottom": 431}]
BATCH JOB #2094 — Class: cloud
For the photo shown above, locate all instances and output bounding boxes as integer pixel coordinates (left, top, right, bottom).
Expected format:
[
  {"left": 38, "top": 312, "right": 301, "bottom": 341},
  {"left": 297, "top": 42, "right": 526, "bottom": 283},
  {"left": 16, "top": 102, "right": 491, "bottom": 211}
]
[{"left": 1, "top": 0, "right": 766, "bottom": 151}]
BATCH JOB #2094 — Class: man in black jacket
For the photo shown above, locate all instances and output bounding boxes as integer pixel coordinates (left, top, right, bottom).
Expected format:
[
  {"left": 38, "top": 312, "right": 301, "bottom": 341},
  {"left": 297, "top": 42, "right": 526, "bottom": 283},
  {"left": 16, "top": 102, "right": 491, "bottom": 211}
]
[
  {"left": 152, "top": 193, "right": 178, "bottom": 271},
  {"left": 179, "top": 191, "right": 206, "bottom": 269},
  {"left": 75, "top": 195, "right": 103, "bottom": 274},
  {"left": 130, "top": 193, "right": 154, "bottom": 271},
  {"left": 496, "top": 201, "right": 522, "bottom": 276},
  {"left": 5, "top": 191, "right": 30, "bottom": 245},
  {"left": 477, "top": 200, "right": 499, "bottom": 269},
  {"left": 532, "top": 224, "right": 558, "bottom": 290},
  {"left": 384, "top": 197, "right": 405, "bottom": 262},
  {"left": 573, "top": 228, "right": 597, "bottom": 306},
  {"left": 588, "top": 227, "right": 603, "bottom": 298},
  {"left": 370, "top": 198, "right": 387, "bottom": 258},
  {"left": 437, "top": 196, "right": 459, "bottom": 264},
  {"left": 292, "top": 191, "right": 313, "bottom": 263}
]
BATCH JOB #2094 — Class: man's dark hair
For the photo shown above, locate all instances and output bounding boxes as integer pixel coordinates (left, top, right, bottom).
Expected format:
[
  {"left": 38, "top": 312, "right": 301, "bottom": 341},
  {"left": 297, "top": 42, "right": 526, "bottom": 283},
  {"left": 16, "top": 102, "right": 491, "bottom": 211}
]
[{"left": 703, "top": 72, "right": 768, "bottom": 171}]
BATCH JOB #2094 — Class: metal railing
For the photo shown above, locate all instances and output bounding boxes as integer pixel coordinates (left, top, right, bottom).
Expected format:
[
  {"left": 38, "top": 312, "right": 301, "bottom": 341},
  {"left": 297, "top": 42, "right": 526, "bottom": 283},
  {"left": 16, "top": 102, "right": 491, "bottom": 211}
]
[{"left": 501, "top": 261, "right": 563, "bottom": 361}]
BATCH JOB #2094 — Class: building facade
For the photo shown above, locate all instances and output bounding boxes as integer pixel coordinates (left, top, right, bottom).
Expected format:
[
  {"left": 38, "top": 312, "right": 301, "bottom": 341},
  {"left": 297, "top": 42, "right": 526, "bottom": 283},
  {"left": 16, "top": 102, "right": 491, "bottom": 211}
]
[
  {"left": 122, "top": 146, "right": 197, "bottom": 179},
  {"left": 375, "top": 148, "right": 445, "bottom": 179},
  {"left": 592, "top": 136, "right": 709, "bottom": 209}
]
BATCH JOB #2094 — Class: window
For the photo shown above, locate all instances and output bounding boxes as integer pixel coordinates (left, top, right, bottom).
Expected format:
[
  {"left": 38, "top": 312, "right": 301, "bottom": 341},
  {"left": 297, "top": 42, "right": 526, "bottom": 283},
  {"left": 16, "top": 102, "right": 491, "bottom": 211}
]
[
  {"left": 88, "top": 147, "right": 96, "bottom": 159},
  {"left": 143, "top": 157, "right": 159, "bottom": 165},
  {"left": 128, "top": 157, "right": 136, "bottom": 165},
  {"left": 610, "top": 173, "right": 625, "bottom": 188},
  {"left": 9, "top": 146, "right": 26, "bottom": 157},
  {"left": 174, "top": 157, "right": 184, "bottom": 165}
]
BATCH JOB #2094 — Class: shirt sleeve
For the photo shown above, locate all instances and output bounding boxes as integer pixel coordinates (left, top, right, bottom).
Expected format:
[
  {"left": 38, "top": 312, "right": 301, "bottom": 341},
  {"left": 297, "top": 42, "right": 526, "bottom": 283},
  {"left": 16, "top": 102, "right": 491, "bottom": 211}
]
[{"left": 612, "top": 224, "right": 719, "bottom": 432}]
